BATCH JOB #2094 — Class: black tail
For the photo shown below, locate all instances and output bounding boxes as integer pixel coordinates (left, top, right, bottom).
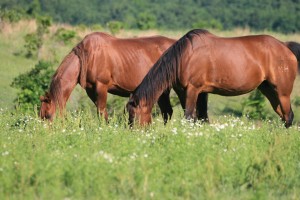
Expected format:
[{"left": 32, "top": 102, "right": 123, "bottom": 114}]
[
  {"left": 132, "top": 29, "right": 210, "bottom": 106},
  {"left": 286, "top": 41, "right": 300, "bottom": 72}
]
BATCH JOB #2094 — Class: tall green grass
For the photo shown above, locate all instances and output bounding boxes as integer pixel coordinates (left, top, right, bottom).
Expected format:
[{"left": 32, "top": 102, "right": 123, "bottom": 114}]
[{"left": 0, "top": 108, "right": 300, "bottom": 199}]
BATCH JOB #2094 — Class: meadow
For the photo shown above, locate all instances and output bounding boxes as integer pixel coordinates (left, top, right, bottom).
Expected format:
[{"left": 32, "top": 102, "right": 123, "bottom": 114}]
[{"left": 1, "top": 20, "right": 300, "bottom": 199}]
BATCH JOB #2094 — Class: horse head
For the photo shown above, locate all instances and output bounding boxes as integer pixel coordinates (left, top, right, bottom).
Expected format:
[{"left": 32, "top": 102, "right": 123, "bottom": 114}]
[
  {"left": 39, "top": 92, "right": 56, "bottom": 121},
  {"left": 126, "top": 95, "right": 152, "bottom": 126}
]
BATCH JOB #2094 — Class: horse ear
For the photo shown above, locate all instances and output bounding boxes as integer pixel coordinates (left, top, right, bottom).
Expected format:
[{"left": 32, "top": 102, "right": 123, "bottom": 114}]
[
  {"left": 40, "top": 95, "right": 45, "bottom": 101},
  {"left": 40, "top": 95, "right": 51, "bottom": 103}
]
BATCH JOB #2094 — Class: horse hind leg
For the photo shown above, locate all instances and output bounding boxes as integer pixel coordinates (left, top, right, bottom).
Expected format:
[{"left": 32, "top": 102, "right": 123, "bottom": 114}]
[
  {"left": 157, "top": 89, "right": 173, "bottom": 125},
  {"left": 95, "top": 81, "right": 108, "bottom": 122}
]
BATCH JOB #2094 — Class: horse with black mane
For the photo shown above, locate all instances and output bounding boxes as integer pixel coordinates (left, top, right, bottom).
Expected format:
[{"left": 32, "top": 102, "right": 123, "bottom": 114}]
[
  {"left": 127, "top": 29, "right": 300, "bottom": 128},
  {"left": 39, "top": 32, "right": 176, "bottom": 122}
]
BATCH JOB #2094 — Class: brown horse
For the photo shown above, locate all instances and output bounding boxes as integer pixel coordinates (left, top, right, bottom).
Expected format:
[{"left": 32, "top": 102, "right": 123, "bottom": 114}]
[
  {"left": 127, "top": 29, "right": 300, "bottom": 128},
  {"left": 39, "top": 32, "right": 176, "bottom": 122}
]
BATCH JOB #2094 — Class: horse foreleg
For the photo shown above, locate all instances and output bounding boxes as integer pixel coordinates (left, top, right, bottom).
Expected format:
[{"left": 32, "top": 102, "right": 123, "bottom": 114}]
[
  {"left": 196, "top": 93, "right": 209, "bottom": 122},
  {"left": 96, "top": 82, "right": 108, "bottom": 122},
  {"left": 157, "top": 90, "right": 173, "bottom": 125},
  {"left": 184, "top": 85, "right": 198, "bottom": 121},
  {"left": 173, "top": 86, "right": 186, "bottom": 110}
]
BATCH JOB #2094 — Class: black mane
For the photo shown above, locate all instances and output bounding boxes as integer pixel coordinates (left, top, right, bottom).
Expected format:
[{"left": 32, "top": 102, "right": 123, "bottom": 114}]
[{"left": 132, "top": 29, "right": 209, "bottom": 106}]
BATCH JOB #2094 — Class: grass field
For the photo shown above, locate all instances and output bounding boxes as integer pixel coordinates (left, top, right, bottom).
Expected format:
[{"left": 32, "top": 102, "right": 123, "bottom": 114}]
[
  {"left": 1, "top": 108, "right": 300, "bottom": 199},
  {"left": 1, "top": 20, "right": 300, "bottom": 199}
]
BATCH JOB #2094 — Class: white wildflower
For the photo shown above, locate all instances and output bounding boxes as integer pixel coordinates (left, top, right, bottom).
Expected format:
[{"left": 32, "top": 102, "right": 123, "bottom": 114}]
[{"left": 172, "top": 128, "right": 177, "bottom": 135}]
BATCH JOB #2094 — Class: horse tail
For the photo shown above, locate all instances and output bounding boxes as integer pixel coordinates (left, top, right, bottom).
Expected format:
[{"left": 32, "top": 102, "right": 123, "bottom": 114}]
[
  {"left": 73, "top": 41, "right": 88, "bottom": 88},
  {"left": 286, "top": 41, "right": 300, "bottom": 73},
  {"left": 133, "top": 29, "right": 209, "bottom": 106}
]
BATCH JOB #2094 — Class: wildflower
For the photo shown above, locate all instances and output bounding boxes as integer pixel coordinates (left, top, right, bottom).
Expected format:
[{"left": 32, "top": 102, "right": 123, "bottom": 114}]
[
  {"left": 171, "top": 128, "right": 177, "bottom": 135},
  {"left": 99, "top": 151, "right": 114, "bottom": 163},
  {"left": 219, "top": 124, "right": 225, "bottom": 129},
  {"left": 195, "top": 132, "right": 203, "bottom": 137},
  {"left": 150, "top": 192, "right": 154, "bottom": 198},
  {"left": 130, "top": 153, "right": 138, "bottom": 160}
]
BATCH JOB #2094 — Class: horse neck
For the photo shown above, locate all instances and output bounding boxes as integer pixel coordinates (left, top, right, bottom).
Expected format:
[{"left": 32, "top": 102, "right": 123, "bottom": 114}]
[{"left": 50, "top": 51, "right": 80, "bottom": 112}]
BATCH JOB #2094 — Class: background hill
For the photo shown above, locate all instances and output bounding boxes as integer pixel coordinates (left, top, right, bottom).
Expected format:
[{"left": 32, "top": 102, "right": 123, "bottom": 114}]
[{"left": 1, "top": 0, "right": 300, "bottom": 33}]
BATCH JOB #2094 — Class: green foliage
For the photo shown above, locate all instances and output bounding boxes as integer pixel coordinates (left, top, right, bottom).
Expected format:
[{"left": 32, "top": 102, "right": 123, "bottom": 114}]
[
  {"left": 23, "top": 16, "right": 52, "bottom": 58},
  {"left": 0, "top": 8, "right": 24, "bottom": 23},
  {"left": 10, "top": 60, "right": 54, "bottom": 110},
  {"left": 54, "top": 28, "right": 76, "bottom": 44},
  {"left": 192, "top": 19, "right": 223, "bottom": 30},
  {"left": 107, "top": 20, "right": 123, "bottom": 35},
  {"left": 24, "top": 33, "right": 41, "bottom": 58},
  {"left": 27, "top": 0, "right": 41, "bottom": 17},
  {"left": 36, "top": 16, "right": 52, "bottom": 35},
  {"left": 90, "top": 24, "right": 103, "bottom": 31},
  {"left": 1, "top": 0, "right": 299, "bottom": 33},
  {"left": 293, "top": 96, "right": 300, "bottom": 107},
  {"left": 243, "top": 90, "right": 267, "bottom": 120},
  {"left": 136, "top": 12, "right": 157, "bottom": 30}
]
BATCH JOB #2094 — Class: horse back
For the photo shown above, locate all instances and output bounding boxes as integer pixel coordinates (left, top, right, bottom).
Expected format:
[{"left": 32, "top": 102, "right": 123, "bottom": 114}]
[
  {"left": 180, "top": 32, "right": 297, "bottom": 93},
  {"left": 76, "top": 32, "right": 175, "bottom": 91}
]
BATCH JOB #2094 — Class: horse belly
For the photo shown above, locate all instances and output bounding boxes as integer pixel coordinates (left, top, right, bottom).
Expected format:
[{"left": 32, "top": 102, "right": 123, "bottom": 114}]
[
  {"left": 204, "top": 71, "right": 264, "bottom": 96},
  {"left": 108, "top": 86, "right": 131, "bottom": 97}
]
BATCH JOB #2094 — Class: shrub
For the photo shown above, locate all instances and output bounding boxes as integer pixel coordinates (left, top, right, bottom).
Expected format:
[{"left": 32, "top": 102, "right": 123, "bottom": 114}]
[
  {"left": 293, "top": 96, "right": 300, "bottom": 107},
  {"left": 192, "top": 19, "right": 223, "bottom": 30},
  {"left": 136, "top": 12, "right": 157, "bottom": 30},
  {"left": 90, "top": 24, "right": 103, "bottom": 31},
  {"left": 0, "top": 8, "right": 24, "bottom": 23},
  {"left": 11, "top": 60, "right": 54, "bottom": 110},
  {"left": 107, "top": 20, "right": 123, "bottom": 35},
  {"left": 24, "top": 16, "right": 52, "bottom": 58},
  {"left": 54, "top": 28, "right": 77, "bottom": 44},
  {"left": 24, "top": 33, "right": 41, "bottom": 58},
  {"left": 36, "top": 16, "right": 52, "bottom": 35},
  {"left": 242, "top": 90, "right": 267, "bottom": 120}
]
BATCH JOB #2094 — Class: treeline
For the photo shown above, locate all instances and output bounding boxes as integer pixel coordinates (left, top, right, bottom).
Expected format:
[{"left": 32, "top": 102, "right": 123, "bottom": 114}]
[{"left": 1, "top": 0, "right": 300, "bottom": 33}]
